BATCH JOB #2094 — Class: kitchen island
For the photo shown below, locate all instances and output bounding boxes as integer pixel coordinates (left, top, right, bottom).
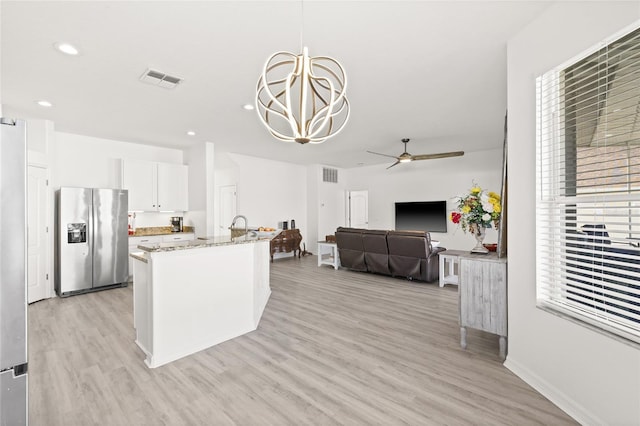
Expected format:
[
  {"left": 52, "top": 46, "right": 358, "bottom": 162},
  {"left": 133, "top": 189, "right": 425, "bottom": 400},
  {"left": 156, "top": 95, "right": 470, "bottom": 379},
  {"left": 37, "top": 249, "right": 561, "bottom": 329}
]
[{"left": 131, "top": 234, "right": 271, "bottom": 368}]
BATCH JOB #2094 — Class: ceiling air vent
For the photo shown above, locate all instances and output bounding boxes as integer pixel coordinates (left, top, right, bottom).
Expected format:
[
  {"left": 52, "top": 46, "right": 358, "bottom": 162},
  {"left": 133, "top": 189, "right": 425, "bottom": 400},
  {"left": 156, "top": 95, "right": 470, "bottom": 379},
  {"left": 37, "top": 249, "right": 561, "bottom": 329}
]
[
  {"left": 323, "top": 167, "right": 338, "bottom": 183},
  {"left": 139, "top": 68, "right": 183, "bottom": 89}
]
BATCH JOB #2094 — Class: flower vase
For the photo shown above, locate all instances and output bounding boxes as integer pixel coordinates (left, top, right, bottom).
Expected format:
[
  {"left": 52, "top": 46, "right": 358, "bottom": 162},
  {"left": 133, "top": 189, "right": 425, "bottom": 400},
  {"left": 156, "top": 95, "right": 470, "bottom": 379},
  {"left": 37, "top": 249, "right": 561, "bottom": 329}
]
[{"left": 470, "top": 226, "right": 489, "bottom": 254}]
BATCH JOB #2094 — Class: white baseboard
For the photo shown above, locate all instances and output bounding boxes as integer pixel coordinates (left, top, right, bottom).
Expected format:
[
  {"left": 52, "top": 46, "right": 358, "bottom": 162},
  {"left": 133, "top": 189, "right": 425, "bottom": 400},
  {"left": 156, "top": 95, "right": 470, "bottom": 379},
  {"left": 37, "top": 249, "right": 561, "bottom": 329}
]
[{"left": 504, "top": 357, "right": 603, "bottom": 425}]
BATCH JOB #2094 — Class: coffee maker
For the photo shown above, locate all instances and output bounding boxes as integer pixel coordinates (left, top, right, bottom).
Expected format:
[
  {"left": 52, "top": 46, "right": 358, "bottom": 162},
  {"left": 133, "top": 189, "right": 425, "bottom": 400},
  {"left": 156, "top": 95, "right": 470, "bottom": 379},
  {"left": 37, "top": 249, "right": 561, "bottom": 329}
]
[{"left": 171, "top": 216, "right": 183, "bottom": 232}]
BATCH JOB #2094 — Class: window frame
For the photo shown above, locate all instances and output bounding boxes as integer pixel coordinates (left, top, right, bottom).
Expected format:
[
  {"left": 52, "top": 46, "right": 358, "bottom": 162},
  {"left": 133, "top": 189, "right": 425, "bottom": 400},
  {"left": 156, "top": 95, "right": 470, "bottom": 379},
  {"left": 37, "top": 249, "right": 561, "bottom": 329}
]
[{"left": 535, "top": 23, "right": 640, "bottom": 345}]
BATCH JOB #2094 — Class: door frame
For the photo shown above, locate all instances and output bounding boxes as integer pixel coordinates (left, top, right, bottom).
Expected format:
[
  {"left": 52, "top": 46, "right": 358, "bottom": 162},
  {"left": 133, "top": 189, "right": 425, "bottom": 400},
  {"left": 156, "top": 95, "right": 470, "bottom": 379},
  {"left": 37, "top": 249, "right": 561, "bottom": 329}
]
[{"left": 27, "top": 162, "right": 53, "bottom": 301}]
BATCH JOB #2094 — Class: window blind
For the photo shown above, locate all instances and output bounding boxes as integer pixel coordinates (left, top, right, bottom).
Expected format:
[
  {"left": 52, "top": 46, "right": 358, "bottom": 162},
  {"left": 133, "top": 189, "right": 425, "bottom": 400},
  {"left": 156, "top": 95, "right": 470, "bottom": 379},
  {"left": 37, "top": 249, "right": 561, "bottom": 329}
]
[{"left": 536, "top": 26, "right": 640, "bottom": 344}]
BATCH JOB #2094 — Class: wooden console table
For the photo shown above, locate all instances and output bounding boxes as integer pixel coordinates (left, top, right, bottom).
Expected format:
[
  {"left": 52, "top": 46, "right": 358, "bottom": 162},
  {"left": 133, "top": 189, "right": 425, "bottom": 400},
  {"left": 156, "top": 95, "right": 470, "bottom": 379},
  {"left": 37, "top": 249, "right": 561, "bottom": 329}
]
[
  {"left": 270, "top": 229, "right": 302, "bottom": 262},
  {"left": 458, "top": 252, "right": 508, "bottom": 360}
]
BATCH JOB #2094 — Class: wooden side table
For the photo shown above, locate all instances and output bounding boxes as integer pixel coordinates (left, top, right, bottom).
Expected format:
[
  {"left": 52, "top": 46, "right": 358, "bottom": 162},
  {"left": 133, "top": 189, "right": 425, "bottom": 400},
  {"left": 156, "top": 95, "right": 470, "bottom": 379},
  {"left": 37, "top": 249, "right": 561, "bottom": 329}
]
[
  {"left": 438, "top": 249, "right": 466, "bottom": 287},
  {"left": 317, "top": 241, "right": 340, "bottom": 269}
]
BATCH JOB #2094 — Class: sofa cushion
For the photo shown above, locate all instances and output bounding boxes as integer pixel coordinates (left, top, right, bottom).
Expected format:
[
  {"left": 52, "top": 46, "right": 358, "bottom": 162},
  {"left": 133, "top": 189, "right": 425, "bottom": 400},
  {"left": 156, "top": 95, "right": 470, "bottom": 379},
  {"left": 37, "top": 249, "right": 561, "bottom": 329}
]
[
  {"left": 362, "top": 230, "right": 390, "bottom": 275},
  {"left": 335, "top": 227, "right": 367, "bottom": 272},
  {"left": 387, "top": 234, "right": 430, "bottom": 280}
]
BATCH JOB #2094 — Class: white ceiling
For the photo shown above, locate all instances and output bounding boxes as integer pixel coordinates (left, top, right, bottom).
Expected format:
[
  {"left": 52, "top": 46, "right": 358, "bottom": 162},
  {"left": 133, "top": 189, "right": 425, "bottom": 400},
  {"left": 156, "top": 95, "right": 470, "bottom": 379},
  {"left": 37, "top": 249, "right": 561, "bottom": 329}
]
[{"left": 1, "top": 1, "right": 552, "bottom": 168}]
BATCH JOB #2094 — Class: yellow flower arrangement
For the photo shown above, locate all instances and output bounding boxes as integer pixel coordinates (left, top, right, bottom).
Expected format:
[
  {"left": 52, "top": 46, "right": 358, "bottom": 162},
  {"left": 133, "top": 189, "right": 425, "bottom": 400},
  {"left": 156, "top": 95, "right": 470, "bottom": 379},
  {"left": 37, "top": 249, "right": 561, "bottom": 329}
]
[{"left": 450, "top": 184, "right": 501, "bottom": 234}]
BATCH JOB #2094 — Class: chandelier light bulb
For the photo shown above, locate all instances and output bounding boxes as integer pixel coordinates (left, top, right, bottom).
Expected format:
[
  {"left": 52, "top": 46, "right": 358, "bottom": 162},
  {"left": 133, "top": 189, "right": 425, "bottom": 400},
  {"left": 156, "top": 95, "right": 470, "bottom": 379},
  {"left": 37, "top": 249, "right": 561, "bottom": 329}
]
[{"left": 255, "top": 46, "right": 350, "bottom": 144}]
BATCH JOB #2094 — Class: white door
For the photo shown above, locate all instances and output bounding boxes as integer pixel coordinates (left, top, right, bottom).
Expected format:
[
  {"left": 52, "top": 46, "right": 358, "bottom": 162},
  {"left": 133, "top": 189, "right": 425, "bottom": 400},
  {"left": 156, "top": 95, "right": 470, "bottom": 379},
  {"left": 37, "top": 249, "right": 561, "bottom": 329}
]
[
  {"left": 348, "top": 190, "right": 368, "bottom": 228},
  {"left": 219, "top": 185, "right": 237, "bottom": 236},
  {"left": 27, "top": 165, "right": 49, "bottom": 303}
]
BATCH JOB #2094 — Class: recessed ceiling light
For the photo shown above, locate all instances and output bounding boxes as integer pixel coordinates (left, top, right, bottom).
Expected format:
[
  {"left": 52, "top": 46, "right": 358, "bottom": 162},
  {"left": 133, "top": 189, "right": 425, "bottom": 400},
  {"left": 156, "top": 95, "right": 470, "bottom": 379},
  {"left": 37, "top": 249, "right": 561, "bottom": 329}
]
[
  {"left": 187, "top": 131, "right": 196, "bottom": 136},
  {"left": 36, "top": 100, "right": 53, "bottom": 107},
  {"left": 54, "top": 42, "right": 79, "bottom": 56},
  {"left": 242, "top": 104, "right": 255, "bottom": 111}
]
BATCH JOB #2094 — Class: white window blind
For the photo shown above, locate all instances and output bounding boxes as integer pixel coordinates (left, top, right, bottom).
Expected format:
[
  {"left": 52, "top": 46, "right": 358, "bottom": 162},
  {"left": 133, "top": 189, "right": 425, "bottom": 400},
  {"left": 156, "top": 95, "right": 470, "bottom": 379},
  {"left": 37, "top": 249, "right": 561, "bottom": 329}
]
[{"left": 536, "top": 25, "right": 640, "bottom": 344}]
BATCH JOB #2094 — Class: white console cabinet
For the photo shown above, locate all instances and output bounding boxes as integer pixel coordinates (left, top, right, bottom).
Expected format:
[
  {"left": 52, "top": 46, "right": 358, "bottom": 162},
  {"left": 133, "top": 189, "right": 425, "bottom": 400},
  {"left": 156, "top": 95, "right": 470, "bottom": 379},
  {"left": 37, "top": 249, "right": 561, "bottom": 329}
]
[
  {"left": 122, "top": 159, "right": 188, "bottom": 212},
  {"left": 458, "top": 252, "right": 507, "bottom": 360}
]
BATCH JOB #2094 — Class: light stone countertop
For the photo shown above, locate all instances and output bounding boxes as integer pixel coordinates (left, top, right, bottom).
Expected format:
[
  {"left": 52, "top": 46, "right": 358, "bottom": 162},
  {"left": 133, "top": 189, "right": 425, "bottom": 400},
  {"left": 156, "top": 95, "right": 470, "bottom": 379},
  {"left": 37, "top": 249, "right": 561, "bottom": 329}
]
[
  {"left": 129, "top": 226, "right": 195, "bottom": 237},
  {"left": 129, "top": 252, "right": 148, "bottom": 263},
  {"left": 136, "top": 233, "right": 272, "bottom": 253}
]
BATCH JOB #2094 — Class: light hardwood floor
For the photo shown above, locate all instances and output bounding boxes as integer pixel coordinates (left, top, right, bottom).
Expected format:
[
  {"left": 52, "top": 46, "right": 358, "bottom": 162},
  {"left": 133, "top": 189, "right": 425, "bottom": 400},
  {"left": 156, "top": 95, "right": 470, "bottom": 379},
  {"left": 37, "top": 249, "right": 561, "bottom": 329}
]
[{"left": 29, "top": 255, "right": 577, "bottom": 425}]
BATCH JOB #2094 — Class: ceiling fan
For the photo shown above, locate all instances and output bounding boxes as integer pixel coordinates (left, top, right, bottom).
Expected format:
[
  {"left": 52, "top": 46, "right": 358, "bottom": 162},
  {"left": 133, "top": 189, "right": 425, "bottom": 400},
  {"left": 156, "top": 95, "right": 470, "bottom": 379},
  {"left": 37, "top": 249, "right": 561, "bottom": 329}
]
[{"left": 367, "top": 138, "right": 464, "bottom": 169}]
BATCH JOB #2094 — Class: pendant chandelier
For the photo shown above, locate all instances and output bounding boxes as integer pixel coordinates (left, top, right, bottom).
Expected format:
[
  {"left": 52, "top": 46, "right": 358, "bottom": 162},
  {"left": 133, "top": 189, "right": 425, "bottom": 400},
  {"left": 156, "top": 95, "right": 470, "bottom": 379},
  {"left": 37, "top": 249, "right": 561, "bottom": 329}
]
[{"left": 255, "top": 46, "right": 350, "bottom": 144}]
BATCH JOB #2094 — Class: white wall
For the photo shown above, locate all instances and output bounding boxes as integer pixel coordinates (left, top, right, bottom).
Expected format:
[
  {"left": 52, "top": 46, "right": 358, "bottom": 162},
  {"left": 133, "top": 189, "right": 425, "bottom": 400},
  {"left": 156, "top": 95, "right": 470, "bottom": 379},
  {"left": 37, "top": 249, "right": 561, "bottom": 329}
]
[
  {"left": 306, "top": 166, "right": 320, "bottom": 249},
  {"left": 317, "top": 167, "right": 347, "bottom": 242},
  {"left": 52, "top": 132, "right": 184, "bottom": 228},
  {"left": 184, "top": 141, "right": 214, "bottom": 238},
  {"left": 506, "top": 3, "right": 640, "bottom": 425},
  {"left": 0, "top": 3, "right": 2, "bottom": 118},
  {"left": 226, "top": 153, "right": 308, "bottom": 243},
  {"left": 344, "top": 149, "right": 503, "bottom": 251},
  {"left": 213, "top": 151, "right": 240, "bottom": 236},
  {"left": 305, "top": 164, "right": 348, "bottom": 253}
]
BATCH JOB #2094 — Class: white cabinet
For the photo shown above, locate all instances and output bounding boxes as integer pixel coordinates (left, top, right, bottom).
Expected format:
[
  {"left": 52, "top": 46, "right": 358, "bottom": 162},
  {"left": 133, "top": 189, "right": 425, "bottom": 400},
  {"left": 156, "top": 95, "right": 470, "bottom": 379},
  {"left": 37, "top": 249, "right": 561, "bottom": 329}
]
[
  {"left": 128, "top": 235, "right": 162, "bottom": 282},
  {"left": 161, "top": 233, "right": 194, "bottom": 243},
  {"left": 122, "top": 159, "right": 188, "bottom": 212},
  {"left": 157, "top": 163, "right": 188, "bottom": 212},
  {"left": 127, "top": 233, "right": 195, "bottom": 281},
  {"left": 458, "top": 253, "right": 507, "bottom": 360},
  {"left": 123, "top": 160, "right": 156, "bottom": 211}
]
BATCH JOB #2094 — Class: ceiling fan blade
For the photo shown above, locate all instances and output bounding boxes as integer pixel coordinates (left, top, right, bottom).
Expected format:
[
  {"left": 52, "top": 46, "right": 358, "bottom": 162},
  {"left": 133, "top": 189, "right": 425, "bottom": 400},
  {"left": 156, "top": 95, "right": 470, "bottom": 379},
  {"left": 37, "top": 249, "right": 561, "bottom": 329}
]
[
  {"left": 412, "top": 151, "right": 465, "bottom": 161},
  {"left": 386, "top": 161, "right": 401, "bottom": 169},
  {"left": 367, "top": 150, "right": 400, "bottom": 160}
]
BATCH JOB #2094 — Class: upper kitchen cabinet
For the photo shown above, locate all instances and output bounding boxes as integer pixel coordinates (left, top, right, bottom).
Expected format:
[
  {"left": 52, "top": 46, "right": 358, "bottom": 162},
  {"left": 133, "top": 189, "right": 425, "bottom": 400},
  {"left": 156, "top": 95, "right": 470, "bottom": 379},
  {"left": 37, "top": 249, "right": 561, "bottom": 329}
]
[
  {"left": 157, "top": 162, "right": 188, "bottom": 212},
  {"left": 122, "top": 159, "right": 188, "bottom": 212},
  {"left": 123, "top": 160, "right": 156, "bottom": 211}
]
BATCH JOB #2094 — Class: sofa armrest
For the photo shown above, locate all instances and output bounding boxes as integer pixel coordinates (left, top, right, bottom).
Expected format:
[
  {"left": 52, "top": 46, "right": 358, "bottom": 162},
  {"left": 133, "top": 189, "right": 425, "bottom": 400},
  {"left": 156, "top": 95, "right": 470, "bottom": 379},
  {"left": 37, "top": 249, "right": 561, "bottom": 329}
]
[{"left": 429, "top": 246, "right": 446, "bottom": 258}]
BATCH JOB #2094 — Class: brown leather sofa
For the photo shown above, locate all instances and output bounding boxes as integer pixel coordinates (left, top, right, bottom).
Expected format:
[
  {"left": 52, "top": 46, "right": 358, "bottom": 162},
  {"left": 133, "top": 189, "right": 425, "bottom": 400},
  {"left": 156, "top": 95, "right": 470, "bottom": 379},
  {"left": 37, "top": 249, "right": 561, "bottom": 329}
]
[{"left": 335, "top": 227, "right": 444, "bottom": 282}]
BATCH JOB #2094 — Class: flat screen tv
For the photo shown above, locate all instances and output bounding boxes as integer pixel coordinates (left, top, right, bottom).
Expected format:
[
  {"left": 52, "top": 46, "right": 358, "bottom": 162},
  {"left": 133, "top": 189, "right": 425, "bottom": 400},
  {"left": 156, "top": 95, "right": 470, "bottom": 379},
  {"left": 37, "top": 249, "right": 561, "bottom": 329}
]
[{"left": 395, "top": 201, "right": 447, "bottom": 233}]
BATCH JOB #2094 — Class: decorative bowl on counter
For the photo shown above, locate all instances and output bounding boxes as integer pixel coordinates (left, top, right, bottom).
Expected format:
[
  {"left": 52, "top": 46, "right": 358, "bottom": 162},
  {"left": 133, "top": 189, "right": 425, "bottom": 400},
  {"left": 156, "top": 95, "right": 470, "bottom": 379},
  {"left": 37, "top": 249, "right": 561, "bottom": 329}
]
[{"left": 483, "top": 243, "right": 497, "bottom": 252}]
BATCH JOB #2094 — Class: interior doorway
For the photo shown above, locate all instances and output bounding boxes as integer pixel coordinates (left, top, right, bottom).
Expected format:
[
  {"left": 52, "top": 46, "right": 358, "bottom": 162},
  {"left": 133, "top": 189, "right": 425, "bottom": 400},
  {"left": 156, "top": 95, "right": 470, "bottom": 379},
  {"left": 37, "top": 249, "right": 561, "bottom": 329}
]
[
  {"left": 348, "top": 190, "right": 368, "bottom": 228},
  {"left": 27, "top": 165, "right": 49, "bottom": 303}
]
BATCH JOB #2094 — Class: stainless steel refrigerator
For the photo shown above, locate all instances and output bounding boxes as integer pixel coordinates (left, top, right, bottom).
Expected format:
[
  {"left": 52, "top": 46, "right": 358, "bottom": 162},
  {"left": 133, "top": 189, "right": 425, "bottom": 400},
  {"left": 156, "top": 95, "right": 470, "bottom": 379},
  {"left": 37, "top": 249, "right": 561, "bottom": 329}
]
[
  {"left": 0, "top": 118, "right": 28, "bottom": 425},
  {"left": 55, "top": 187, "right": 128, "bottom": 296}
]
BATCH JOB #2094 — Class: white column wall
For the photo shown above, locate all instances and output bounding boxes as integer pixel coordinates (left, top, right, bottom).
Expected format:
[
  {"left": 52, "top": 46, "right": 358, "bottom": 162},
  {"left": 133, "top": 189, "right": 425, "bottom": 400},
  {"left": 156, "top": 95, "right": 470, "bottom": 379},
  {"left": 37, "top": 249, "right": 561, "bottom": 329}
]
[
  {"left": 306, "top": 165, "right": 319, "bottom": 250},
  {"left": 184, "top": 141, "right": 215, "bottom": 238},
  {"left": 317, "top": 169, "right": 347, "bottom": 244},
  {"left": 506, "top": 3, "right": 640, "bottom": 425}
]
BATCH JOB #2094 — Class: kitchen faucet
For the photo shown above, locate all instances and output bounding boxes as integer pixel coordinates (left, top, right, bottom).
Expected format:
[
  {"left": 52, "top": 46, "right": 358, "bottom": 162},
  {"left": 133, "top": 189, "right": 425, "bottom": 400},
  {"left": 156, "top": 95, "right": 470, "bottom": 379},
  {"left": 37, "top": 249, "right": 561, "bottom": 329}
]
[{"left": 230, "top": 215, "right": 248, "bottom": 233}]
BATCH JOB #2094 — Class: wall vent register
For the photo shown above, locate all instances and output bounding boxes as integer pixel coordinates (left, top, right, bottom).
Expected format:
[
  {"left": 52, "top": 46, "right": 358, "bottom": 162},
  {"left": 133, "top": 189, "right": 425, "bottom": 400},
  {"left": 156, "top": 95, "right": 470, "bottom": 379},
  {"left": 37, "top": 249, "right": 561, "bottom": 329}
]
[
  {"left": 139, "top": 68, "right": 183, "bottom": 89},
  {"left": 323, "top": 167, "right": 338, "bottom": 183}
]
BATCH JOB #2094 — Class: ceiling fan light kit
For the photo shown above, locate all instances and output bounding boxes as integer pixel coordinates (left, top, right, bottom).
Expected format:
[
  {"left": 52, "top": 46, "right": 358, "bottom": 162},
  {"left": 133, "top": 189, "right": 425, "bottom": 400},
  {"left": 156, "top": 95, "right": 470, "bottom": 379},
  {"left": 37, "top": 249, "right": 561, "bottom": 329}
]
[
  {"left": 367, "top": 138, "right": 464, "bottom": 169},
  {"left": 255, "top": 47, "right": 350, "bottom": 144}
]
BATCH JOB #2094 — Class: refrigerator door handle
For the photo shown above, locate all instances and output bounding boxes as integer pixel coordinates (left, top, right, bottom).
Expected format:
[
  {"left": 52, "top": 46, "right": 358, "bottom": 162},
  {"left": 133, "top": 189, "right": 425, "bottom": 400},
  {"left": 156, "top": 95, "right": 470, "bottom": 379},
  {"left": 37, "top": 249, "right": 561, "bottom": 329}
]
[{"left": 91, "top": 192, "right": 96, "bottom": 279}]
